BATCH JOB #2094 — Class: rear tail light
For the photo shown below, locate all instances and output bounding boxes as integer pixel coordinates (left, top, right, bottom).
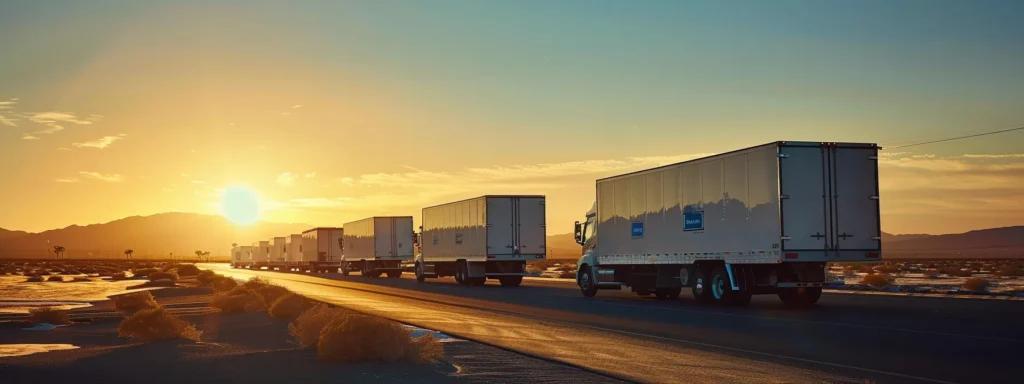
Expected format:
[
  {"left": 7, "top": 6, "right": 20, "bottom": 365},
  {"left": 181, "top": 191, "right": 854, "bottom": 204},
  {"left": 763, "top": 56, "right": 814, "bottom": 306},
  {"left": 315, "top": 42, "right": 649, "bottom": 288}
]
[{"left": 784, "top": 253, "right": 799, "bottom": 259}]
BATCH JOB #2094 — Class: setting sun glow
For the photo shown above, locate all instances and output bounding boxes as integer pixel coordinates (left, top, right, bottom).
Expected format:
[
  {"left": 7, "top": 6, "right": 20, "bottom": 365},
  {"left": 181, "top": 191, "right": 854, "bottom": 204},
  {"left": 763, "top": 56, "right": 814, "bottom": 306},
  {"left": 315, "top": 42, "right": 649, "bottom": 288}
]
[{"left": 220, "top": 186, "right": 260, "bottom": 225}]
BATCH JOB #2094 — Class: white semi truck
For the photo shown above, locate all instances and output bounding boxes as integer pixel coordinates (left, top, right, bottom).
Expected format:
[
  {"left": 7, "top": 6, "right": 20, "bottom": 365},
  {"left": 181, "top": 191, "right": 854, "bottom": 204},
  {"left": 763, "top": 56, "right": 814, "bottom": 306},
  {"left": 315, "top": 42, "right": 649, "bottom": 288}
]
[
  {"left": 573, "top": 142, "right": 881, "bottom": 306},
  {"left": 301, "top": 227, "right": 344, "bottom": 273},
  {"left": 251, "top": 240, "right": 270, "bottom": 269},
  {"left": 341, "top": 216, "right": 415, "bottom": 278},
  {"left": 269, "top": 237, "right": 286, "bottom": 270},
  {"left": 415, "top": 195, "right": 546, "bottom": 287},
  {"left": 284, "top": 234, "right": 303, "bottom": 270},
  {"left": 230, "top": 245, "right": 253, "bottom": 268}
]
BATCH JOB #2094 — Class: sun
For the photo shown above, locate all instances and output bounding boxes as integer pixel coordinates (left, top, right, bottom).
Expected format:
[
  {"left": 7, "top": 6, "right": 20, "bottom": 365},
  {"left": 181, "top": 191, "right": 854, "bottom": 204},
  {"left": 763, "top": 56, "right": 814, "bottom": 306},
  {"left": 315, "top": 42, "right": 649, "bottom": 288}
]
[{"left": 220, "top": 186, "right": 260, "bottom": 225}]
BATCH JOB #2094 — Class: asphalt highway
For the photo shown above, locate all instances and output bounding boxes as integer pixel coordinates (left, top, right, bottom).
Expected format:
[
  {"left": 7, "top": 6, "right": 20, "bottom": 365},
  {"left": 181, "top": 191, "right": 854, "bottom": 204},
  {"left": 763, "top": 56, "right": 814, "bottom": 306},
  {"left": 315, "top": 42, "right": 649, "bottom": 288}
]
[{"left": 199, "top": 264, "right": 1023, "bottom": 384}]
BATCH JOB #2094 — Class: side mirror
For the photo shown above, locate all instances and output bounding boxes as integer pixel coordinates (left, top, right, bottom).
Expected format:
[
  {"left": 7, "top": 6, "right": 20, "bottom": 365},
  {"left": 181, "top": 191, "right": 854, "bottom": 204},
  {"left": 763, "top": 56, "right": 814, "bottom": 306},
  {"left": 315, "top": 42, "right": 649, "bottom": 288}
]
[{"left": 574, "top": 221, "right": 582, "bottom": 244}]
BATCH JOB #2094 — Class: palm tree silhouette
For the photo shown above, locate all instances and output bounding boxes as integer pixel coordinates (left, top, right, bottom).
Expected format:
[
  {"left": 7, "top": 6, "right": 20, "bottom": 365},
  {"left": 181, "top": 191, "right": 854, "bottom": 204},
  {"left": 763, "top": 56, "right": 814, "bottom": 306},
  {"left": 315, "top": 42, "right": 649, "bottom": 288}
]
[
  {"left": 53, "top": 246, "right": 65, "bottom": 259},
  {"left": 125, "top": 249, "right": 133, "bottom": 261},
  {"left": 203, "top": 251, "right": 211, "bottom": 261},
  {"left": 195, "top": 250, "right": 202, "bottom": 261}
]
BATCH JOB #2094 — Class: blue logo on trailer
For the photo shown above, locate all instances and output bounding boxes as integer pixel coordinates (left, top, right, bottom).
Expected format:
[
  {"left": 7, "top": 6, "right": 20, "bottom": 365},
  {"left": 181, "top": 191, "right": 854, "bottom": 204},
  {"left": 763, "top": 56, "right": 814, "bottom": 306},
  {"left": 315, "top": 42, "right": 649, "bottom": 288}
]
[
  {"left": 683, "top": 211, "right": 704, "bottom": 231},
  {"left": 631, "top": 222, "right": 644, "bottom": 238}
]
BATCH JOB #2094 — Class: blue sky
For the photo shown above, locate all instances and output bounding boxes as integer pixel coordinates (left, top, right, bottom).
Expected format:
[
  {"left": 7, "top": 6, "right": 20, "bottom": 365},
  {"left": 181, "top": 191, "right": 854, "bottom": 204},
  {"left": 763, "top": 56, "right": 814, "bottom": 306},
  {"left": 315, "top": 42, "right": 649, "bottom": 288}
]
[{"left": 1, "top": 0, "right": 1022, "bottom": 233}]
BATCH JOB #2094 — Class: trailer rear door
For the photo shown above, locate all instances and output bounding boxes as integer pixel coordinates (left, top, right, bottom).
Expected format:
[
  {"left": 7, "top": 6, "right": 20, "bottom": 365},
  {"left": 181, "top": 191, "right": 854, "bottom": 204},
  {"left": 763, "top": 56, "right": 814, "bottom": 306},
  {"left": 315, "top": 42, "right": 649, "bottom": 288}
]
[
  {"left": 517, "top": 197, "right": 546, "bottom": 256},
  {"left": 833, "top": 146, "right": 882, "bottom": 251},
  {"left": 486, "top": 198, "right": 515, "bottom": 255},
  {"left": 375, "top": 218, "right": 395, "bottom": 258},
  {"left": 779, "top": 145, "right": 829, "bottom": 251}
]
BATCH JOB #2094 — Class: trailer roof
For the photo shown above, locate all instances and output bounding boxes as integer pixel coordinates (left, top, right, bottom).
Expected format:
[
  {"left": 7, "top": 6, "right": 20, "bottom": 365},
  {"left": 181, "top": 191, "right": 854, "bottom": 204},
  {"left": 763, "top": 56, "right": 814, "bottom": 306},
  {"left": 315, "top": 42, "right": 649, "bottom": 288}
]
[
  {"left": 301, "top": 227, "right": 342, "bottom": 233},
  {"left": 421, "top": 195, "right": 546, "bottom": 210},
  {"left": 597, "top": 141, "right": 877, "bottom": 182}
]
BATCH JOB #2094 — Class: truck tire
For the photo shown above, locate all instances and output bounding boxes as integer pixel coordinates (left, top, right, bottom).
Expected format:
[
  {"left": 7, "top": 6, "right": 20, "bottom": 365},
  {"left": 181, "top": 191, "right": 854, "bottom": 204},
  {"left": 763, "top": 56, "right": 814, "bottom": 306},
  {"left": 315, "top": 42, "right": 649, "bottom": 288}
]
[
  {"left": 341, "top": 265, "right": 350, "bottom": 276},
  {"left": 387, "top": 270, "right": 402, "bottom": 279},
  {"left": 691, "top": 268, "right": 712, "bottom": 304},
  {"left": 499, "top": 276, "right": 523, "bottom": 287},
  {"left": 655, "top": 287, "right": 681, "bottom": 300},
  {"left": 779, "top": 287, "right": 822, "bottom": 307},
  {"left": 415, "top": 262, "right": 425, "bottom": 283},
  {"left": 578, "top": 267, "right": 598, "bottom": 297},
  {"left": 455, "top": 262, "right": 467, "bottom": 285},
  {"left": 710, "top": 265, "right": 741, "bottom": 305}
]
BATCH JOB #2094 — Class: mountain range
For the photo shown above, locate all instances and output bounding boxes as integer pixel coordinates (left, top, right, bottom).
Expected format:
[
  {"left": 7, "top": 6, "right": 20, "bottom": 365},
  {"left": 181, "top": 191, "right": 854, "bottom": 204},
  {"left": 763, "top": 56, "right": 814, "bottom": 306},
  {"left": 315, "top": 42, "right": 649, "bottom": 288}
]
[{"left": 1, "top": 213, "right": 1022, "bottom": 259}]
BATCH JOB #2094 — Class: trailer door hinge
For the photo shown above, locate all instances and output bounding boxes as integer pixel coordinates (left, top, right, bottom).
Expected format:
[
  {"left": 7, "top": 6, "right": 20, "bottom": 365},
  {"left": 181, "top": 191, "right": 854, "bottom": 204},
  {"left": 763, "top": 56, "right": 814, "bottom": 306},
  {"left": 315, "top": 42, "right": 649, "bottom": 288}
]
[{"left": 778, "top": 153, "right": 790, "bottom": 159}]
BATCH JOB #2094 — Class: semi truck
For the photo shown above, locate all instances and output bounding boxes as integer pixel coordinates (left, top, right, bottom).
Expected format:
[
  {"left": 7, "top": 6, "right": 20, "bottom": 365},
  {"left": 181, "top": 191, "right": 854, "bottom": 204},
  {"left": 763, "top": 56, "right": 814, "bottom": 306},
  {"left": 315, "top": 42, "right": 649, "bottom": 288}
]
[
  {"left": 230, "top": 245, "right": 253, "bottom": 268},
  {"left": 573, "top": 142, "right": 881, "bottom": 306},
  {"left": 284, "top": 234, "right": 303, "bottom": 270},
  {"left": 269, "top": 237, "right": 286, "bottom": 269},
  {"left": 301, "top": 227, "right": 344, "bottom": 273},
  {"left": 415, "top": 195, "right": 546, "bottom": 287},
  {"left": 251, "top": 240, "right": 270, "bottom": 269},
  {"left": 341, "top": 216, "right": 414, "bottom": 278}
]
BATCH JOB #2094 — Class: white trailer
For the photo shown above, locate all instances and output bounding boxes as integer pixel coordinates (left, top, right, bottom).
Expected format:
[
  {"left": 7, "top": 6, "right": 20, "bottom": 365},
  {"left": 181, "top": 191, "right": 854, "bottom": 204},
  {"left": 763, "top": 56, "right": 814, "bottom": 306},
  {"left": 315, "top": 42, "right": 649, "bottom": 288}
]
[
  {"left": 284, "top": 234, "right": 303, "bottom": 268},
  {"left": 415, "top": 195, "right": 546, "bottom": 287},
  {"left": 251, "top": 240, "right": 270, "bottom": 269},
  {"left": 342, "top": 216, "right": 415, "bottom": 278},
  {"left": 301, "top": 227, "right": 344, "bottom": 273},
  {"left": 269, "top": 237, "right": 286, "bottom": 269},
  {"left": 573, "top": 142, "right": 881, "bottom": 306}
]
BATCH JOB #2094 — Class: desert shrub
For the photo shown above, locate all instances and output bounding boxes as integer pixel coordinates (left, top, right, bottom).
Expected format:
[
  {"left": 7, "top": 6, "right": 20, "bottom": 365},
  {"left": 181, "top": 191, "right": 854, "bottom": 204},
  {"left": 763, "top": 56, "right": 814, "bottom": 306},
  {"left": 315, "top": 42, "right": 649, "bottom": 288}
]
[
  {"left": 111, "top": 272, "right": 128, "bottom": 281},
  {"left": 257, "top": 285, "right": 290, "bottom": 304},
  {"left": 290, "top": 304, "right": 346, "bottom": 348},
  {"left": 226, "top": 286, "right": 252, "bottom": 296},
  {"left": 243, "top": 276, "right": 271, "bottom": 290},
  {"left": 71, "top": 276, "right": 91, "bottom": 282},
  {"left": 994, "top": 265, "right": 1024, "bottom": 277},
  {"left": 860, "top": 273, "right": 895, "bottom": 288},
  {"left": 148, "top": 270, "right": 179, "bottom": 281},
  {"left": 25, "top": 276, "right": 44, "bottom": 282},
  {"left": 941, "top": 268, "right": 973, "bottom": 277},
  {"left": 212, "top": 276, "right": 238, "bottom": 292},
  {"left": 161, "top": 264, "right": 181, "bottom": 272},
  {"left": 557, "top": 270, "right": 575, "bottom": 278},
  {"left": 132, "top": 268, "right": 160, "bottom": 278},
  {"left": 211, "top": 291, "right": 265, "bottom": 314},
  {"left": 114, "top": 291, "right": 159, "bottom": 313},
  {"left": 874, "top": 264, "right": 900, "bottom": 274},
  {"left": 962, "top": 278, "right": 991, "bottom": 292},
  {"left": 317, "top": 314, "right": 441, "bottom": 363},
  {"left": 196, "top": 270, "right": 217, "bottom": 285},
  {"left": 46, "top": 275, "right": 64, "bottom": 282},
  {"left": 269, "top": 293, "right": 313, "bottom": 320},
  {"left": 175, "top": 264, "right": 201, "bottom": 277},
  {"left": 28, "top": 307, "right": 70, "bottom": 324},
  {"left": 856, "top": 264, "right": 875, "bottom": 273},
  {"left": 117, "top": 307, "right": 202, "bottom": 342}
]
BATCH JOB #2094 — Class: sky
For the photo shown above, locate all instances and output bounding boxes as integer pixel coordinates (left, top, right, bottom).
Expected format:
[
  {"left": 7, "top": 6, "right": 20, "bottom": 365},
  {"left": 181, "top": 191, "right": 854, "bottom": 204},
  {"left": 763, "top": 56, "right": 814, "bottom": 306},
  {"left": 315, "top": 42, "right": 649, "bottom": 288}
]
[{"left": 1, "top": 0, "right": 1023, "bottom": 235}]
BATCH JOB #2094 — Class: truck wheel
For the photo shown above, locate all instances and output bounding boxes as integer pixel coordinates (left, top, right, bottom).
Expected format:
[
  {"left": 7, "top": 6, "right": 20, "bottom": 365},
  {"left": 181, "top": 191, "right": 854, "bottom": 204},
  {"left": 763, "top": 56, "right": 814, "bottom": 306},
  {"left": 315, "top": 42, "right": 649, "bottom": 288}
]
[
  {"left": 710, "top": 265, "right": 740, "bottom": 305},
  {"left": 578, "top": 267, "right": 598, "bottom": 298},
  {"left": 655, "top": 287, "right": 681, "bottom": 300},
  {"left": 341, "top": 265, "right": 350, "bottom": 276},
  {"left": 455, "top": 262, "right": 467, "bottom": 285},
  {"left": 779, "top": 287, "right": 821, "bottom": 307},
  {"left": 691, "top": 268, "right": 713, "bottom": 304},
  {"left": 415, "top": 262, "right": 425, "bottom": 283},
  {"left": 499, "top": 276, "right": 523, "bottom": 287},
  {"left": 387, "top": 270, "right": 402, "bottom": 279}
]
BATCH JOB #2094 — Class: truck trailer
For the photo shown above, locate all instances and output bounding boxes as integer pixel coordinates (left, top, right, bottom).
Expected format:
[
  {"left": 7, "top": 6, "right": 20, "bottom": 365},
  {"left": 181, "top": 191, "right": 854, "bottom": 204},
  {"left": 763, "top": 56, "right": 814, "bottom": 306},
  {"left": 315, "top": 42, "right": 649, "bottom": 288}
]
[
  {"left": 231, "top": 246, "right": 253, "bottom": 268},
  {"left": 251, "top": 240, "right": 270, "bottom": 269},
  {"left": 284, "top": 234, "right": 303, "bottom": 270},
  {"left": 573, "top": 142, "right": 881, "bottom": 306},
  {"left": 269, "top": 237, "right": 286, "bottom": 270},
  {"left": 342, "top": 217, "right": 414, "bottom": 278},
  {"left": 415, "top": 195, "right": 546, "bottom": 287},
  {"left": 301, "top": 227, "right": 344, "bottom": 273}
]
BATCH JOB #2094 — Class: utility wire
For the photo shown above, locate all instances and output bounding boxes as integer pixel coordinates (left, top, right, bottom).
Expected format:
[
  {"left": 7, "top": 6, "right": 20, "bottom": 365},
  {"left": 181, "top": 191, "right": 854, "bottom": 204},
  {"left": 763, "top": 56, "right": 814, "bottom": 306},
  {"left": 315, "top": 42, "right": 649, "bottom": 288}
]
[{"left": 882, "top": 126, "right": 1024, "bottom": 150}]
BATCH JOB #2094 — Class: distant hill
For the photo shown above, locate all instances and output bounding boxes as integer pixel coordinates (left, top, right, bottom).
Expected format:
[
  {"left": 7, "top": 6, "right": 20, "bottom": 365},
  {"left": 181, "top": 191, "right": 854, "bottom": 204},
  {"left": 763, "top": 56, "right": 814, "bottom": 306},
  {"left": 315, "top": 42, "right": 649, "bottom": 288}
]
[
  {"left": 547, "top": 233, "right": 581, "bottom": 259},
  {"left": 0, "top": 213, "right": 310, "bottom": 259},
  {"left": 881, "top": 232, "right": 932, "bottom": 243}
]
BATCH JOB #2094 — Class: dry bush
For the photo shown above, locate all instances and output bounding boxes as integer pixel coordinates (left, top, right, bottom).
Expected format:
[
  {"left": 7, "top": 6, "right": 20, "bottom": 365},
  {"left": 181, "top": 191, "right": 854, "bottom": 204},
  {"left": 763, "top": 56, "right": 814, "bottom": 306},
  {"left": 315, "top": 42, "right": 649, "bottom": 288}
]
[
  {"left": 118, "top": 307, "right": 202, "bottom": 342},
  {"left": 243, "top": 276, "right": 271, "bottom": 290},
  {"left": 46, "top": 275, "right": 64, "bottom": 282},
  {"left": 873, "top": 264, "right": 900, "bottom": 274},
  {"left": 962, "top": 278, "right": 991, "bottom": 292},
  {"left": 860, "top": 273, "right": 895, "bottom": 288},
  {"left": 114, "top": 291, "right": 159, "bottom": 313},
  {"left": 994, "top": 265, "right": 1024, "bottom": 277},
  {"left": 196, "top": 270, "right": 217, "bottom": 285},
  {"left": 211, "top": 291, "right": 266, "bottom": 314},
  {"left": 290, "top": 304, "right": 346, "bottom": 348},
  {"left": 941, "top": 268, "right": 973, "bottom": 277},
  {"left": 71, "top": 276, "right": 91, "bottom": 282},
  {"left": 132, "top": 268, "right": 160, "bottom": 278},
  {"left": 269, "top": 293, "right": 313, "bottom": 320},
  {"left": 257, "top": 285, "right": 290, "bottom": 304},
  {"left": 148, "top": 270, "right": 179, "bottom": 281},
  {"left": 25, "top": 276, "right": 44, "bottom": 282},
  {"left": 28, "top": 307, "right": 70, "bottom": 325},
  {"left": 317, "top": 314, "right": 442, "bottom": 363},
  {"left": 111, "top": 272, "right": 128, "bottom": 281},
  {"left": 175, "top": 264, "right": 201, "bottom": 277},
  {"left": 212, "top": 276, "right": 238, "bottom": 292}
]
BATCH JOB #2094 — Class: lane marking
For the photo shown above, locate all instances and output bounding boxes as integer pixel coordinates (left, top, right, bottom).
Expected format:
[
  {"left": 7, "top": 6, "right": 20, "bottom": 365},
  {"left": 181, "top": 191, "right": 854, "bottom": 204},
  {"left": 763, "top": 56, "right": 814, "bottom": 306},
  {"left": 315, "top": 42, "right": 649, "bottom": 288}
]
[{"left": 208, "top": 265, "right": 959, "bottom": 384}]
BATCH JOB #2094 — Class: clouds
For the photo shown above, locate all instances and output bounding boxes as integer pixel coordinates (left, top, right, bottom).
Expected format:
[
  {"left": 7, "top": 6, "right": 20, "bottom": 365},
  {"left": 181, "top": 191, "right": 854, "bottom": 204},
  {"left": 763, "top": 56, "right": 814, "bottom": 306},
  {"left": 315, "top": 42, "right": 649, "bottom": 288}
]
[
  {"left": 72, "top": 135, "right": 123, "bottom": 149},
  {"left": 78, "top": 172, "right": 124, "bottom": 182},
  {"left": 54, "top": 178, "right": 80, "bottom": 183},
  {"left": 276, "top": 172, "right": 296, "bottom": 186},
  {"left": 22, "top": 134, "right": 40, "bottom": 140},
  {"left": 0, "top": 97, "right": 19, "bottom": 127},
  {"left": 29, "top": 112, "right": 95, "bottom": 125}
]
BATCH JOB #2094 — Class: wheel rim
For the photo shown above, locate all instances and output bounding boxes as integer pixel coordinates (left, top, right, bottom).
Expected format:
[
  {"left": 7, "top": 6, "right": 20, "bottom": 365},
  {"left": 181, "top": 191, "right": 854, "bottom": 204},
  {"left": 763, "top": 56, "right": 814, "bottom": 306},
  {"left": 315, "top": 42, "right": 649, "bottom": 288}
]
[
  {"left": 580, "top": 272, "right": 591, "bottom": 291},
  {"left": 712, "top": 275, "right": 725, "bottom": 299},
  {"left": 694, "top": 277, "right": 704, "bottom": 295},
  {"left": 416, "top": 263, "right": 422, "bottom": 277}
]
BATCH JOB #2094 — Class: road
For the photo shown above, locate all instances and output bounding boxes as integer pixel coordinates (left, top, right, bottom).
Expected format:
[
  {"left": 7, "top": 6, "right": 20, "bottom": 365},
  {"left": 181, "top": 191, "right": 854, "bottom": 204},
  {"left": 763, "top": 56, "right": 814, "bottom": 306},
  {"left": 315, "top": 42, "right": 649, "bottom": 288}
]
[{"left": 199, "top": 264, "right": 1023, "bottom": 384}]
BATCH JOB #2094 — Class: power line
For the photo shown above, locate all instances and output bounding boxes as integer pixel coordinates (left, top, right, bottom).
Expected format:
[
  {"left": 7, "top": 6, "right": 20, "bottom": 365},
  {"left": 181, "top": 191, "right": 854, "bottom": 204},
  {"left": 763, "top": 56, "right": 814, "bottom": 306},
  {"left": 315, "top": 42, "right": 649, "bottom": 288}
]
[{"left": 882, "top": 126, "right": 1024, "bottom": 150}]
